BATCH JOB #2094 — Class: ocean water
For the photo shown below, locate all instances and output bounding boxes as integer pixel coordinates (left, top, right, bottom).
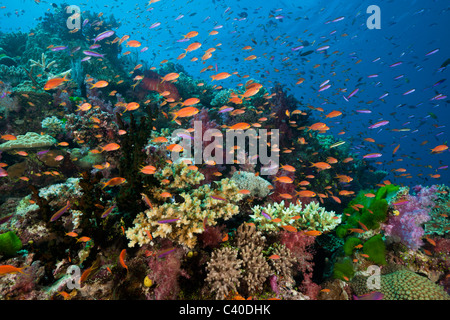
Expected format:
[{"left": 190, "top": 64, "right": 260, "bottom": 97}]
[{"left": 0, "top": 0, "right": 448, "bottom": 302}]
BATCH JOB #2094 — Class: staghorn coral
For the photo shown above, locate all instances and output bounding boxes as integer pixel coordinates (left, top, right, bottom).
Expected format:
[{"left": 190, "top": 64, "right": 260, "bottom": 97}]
[
  {"left": 351, "top": 269, "right": 449, "bottom": 300},
  {"left": 205, "top": 247, "right": 243, "bottom": 300},
  {"left": 126, "top": 176, "right": 243, "bottom": 249},
  {"left": 250, "top": 200, "right": 341, "bottom": 232}
]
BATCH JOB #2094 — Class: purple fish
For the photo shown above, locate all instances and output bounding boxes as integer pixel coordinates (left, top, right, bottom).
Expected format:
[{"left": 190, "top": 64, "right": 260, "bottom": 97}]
[
  {"left": 211, "top": 195, "right": 226, "bottom": 201},
  {"left": 82, "top": 19, "right": 89, "bottom": 27},
  {"left": 158, "top": 248, "right": 175, "bottom": 258},
  {"left": 175, "top": 14, "right": 184, "bottom": 21},
  {"left": 356, "top": 109, "right": 372, "bottom": 114},
  {"left": 176, "top": 132, "right": 193, "bottom": 140},
  {"left": 347, "top": 88, "right": 359, "bottom": 99},
  {"left": 425, "top": 48, "right": 439, "bottom": 56},
  {"left": 158, "top": 218, "right": 179, "bottom": 224},
  {"left": 379, "top": 93, "right": 389, "bottom": 99},
  {"left": 177, "top": 38, "right": 190, "bottom": 42},
  {"left": 83, "top": 50, "right": 104, "bottom": 58},
  {"left": 0, "top": 92, "right": 6, "bottom": 99},
  {"left": 291, "top": 45, "right": 304, "bottom": 51},
  {"left": 81, "top": 56, "right": 91, "bottom": 62},
  {"left": 0, "top": 214, "right": 13, "bottom": 225},
  {"left": 367, "top": 74, "right": 378, "bottom": 78},
  {"left": 389, "top": 61, "right": 402, "bottom": 67},
  {"left": 141, "top": 46, "right": 149, "bottom": 53},
  {"left": 150, "top": 22, "right": 161, "bottom": 29},
  {"left": 50, "top": 201, "right": 71, "bottom": 222},
  {"left": 332, "top": 16, "right": 345, "bottom": 23},
  {"left": 218, "top": 107, "right": 234, "bottom": 113},
  {"left": 93, "top": 30, "right": 114, "bottom": 43},
  {"left": 261, "top": 211, "right": 271, "bottom": 220},
  {"left": 353, "top": 292, "right": 383, "bottom": 300},
  {"left": 213, "top": 25, "right": 223, "bottom": 29},
  {"left": 318, "top": 84, "right": 331, "bottom": 92},
  {"left": 403, "top": 89, "right": 415, "bottom": 96},
  {"left": 316, "top": 45, "right": 330, "bottom": 52},
  {"left": 51, "top": 46, "right": 68, "bottom": 52},
  {"left": 363, "top": 153, "right": 382, "bottom": 159},
  {"left": 368, "top": 120, "right": 389, "bottom": 129},
  {"left": 438, "top": 166, "right": 448, "bottom": 170},
  {"left": 394, "top": 74, "right": 404, "bottom": 80},
  {"left": 89, "top": 44, "right": 101, "bottom": 50},
  {"left": 101, "top": 205, "right": 116, "bottom": 218},
  {"left": 37, "top": 150, "right": 50, "bottom": 155}
]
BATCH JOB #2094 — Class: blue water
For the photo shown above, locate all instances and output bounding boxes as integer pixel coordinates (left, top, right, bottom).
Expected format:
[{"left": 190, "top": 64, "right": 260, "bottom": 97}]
[{"left": 1, "top": 0, "right": 449, "bottom": 186}]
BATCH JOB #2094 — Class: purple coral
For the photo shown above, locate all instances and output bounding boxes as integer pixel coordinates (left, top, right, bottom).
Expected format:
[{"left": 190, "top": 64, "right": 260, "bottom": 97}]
[{"left": 383, "top": 185, "right": 436, "bottom": 250}]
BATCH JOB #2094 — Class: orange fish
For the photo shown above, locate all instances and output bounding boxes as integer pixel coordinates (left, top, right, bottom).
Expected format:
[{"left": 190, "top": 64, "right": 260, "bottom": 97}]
[
  {"left": 166, "top": 144, "right": 184, "bottom": 152},
  {"left": 172, "top": 106, "right": 199, "bottom": 120},
  {"left": 1, "top": 134, "right": 17, "bottom": 141},
  {"left": 325, "top": 110, "right": 342, "bottom": 118},
  {"left": 303, "top": 230, "right": 322, "bottom": 236},
  {"left": 269, "top": 254, "right": 280, "bottom": 259},
  {"left": 274, "top": 176, "right": 294, "bottom": 184},
  {"left": 76, "top": 236, "right": 91, "bottom": 243},
  {"left": 211, "top": 72, "right": 231, "bottom": 81},
  {"left": 0, "top": 265, "right": 28, "bottom": 276},
  {"left": 44, "top": 75, "right": 69, "bottom": 90},
  {"left": 430, "top": 145, "right": 448, "bottom": 153},
  {"left": 126, "top": 40, "right": 141, "bottom": 47},
  {"left": 311, "top": 162, "right": 332, "bottom": 170},
  {"left": 140, "top": 165, "right": 156, "bottom": 175},
  {"left": 101, "top": 143, "right": 120, "bottom": 152},
  {"left": 102, "top": 177, "right": 126, "bottom": 188},
  {"left": 229, "top": 122, "right": 250, "bottom": 130},
  {"left": 296, "top": 190, "right": 316, "bottom": 198},
  {"left": 281, "top": 225, "right": 297, "bottom": 232},
  {"left": 119, "top": 249, "right": 128, "bottom": 271}
]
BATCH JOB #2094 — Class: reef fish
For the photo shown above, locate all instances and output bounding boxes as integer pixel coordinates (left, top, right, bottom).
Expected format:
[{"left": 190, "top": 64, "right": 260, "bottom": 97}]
[{"left": 50, "top": 201, "right": 71, "bottom": 222}]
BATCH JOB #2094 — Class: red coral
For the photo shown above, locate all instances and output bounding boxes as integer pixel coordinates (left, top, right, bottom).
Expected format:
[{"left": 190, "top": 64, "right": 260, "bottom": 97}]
[
  {"left": 198, "top": 225, "right": 226, "bottom": 249},
  {"left": 146, "top": 241, "right": 188, "bottom": 300},
  {"left": 279, "top": 231, "right": 319, "bottom": 299}
]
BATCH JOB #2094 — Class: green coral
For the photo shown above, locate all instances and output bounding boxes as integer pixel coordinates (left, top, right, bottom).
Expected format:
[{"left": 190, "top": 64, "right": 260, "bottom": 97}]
[{"left": 0, "top": 231, "right": 22, "bottom": 256}]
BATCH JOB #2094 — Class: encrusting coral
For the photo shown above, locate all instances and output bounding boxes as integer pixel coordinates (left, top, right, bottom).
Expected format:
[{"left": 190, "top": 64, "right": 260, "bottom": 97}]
[{"left": 230, "top": 170, "right": 272, "bottom": 198}]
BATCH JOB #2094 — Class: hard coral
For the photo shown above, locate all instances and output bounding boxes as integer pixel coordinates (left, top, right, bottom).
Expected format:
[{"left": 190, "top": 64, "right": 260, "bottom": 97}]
[{"left": 351, "top": 269, "right": 449, "bottom": 300}]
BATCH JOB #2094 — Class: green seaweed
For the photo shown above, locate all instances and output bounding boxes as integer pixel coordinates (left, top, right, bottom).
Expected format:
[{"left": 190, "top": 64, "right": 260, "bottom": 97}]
[
  {"left": 0, "top": 231, "right": 22, "bottom": 256},
  {"left": 333, "top": 257, "right": 355, "bottom": 281},
  {"left": 362, "top": 234, "right": 387, "bottom": 265},
  {"left": 343, "top": 237, "right": 362, "bottom": 256}
]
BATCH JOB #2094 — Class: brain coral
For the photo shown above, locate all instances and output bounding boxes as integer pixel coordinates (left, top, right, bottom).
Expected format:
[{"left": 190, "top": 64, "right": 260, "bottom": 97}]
[{"left": 351, "top": 269, "right": 450, "bottom": 300}]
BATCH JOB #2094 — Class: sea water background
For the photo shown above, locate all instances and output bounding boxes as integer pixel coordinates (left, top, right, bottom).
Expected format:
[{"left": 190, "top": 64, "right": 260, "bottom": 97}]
[{"left": 0, "top": 0, "right": 449, "bottom": 187}]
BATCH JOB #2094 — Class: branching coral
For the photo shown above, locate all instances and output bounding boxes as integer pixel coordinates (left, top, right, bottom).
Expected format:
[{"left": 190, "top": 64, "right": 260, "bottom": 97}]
[
  {"left": 250, "top": 200, "right": 341, "bottom": 232},
  {"left": 205, "top": 247, "right": 243, "bottom": 300},
  {"left": 126, "top": 173, "right": 243, "bottom": 249}
]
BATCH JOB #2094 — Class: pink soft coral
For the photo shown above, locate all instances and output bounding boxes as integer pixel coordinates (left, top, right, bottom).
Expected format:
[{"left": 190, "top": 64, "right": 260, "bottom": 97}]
[{"left": 383, "top": 185, "right": 436, "bottom": 250}]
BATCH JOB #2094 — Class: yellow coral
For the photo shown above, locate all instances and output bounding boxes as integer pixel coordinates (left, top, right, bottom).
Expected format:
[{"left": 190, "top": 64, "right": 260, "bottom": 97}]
[{"left": 126, "top": 176, "right": 243, "bottom": 249}]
